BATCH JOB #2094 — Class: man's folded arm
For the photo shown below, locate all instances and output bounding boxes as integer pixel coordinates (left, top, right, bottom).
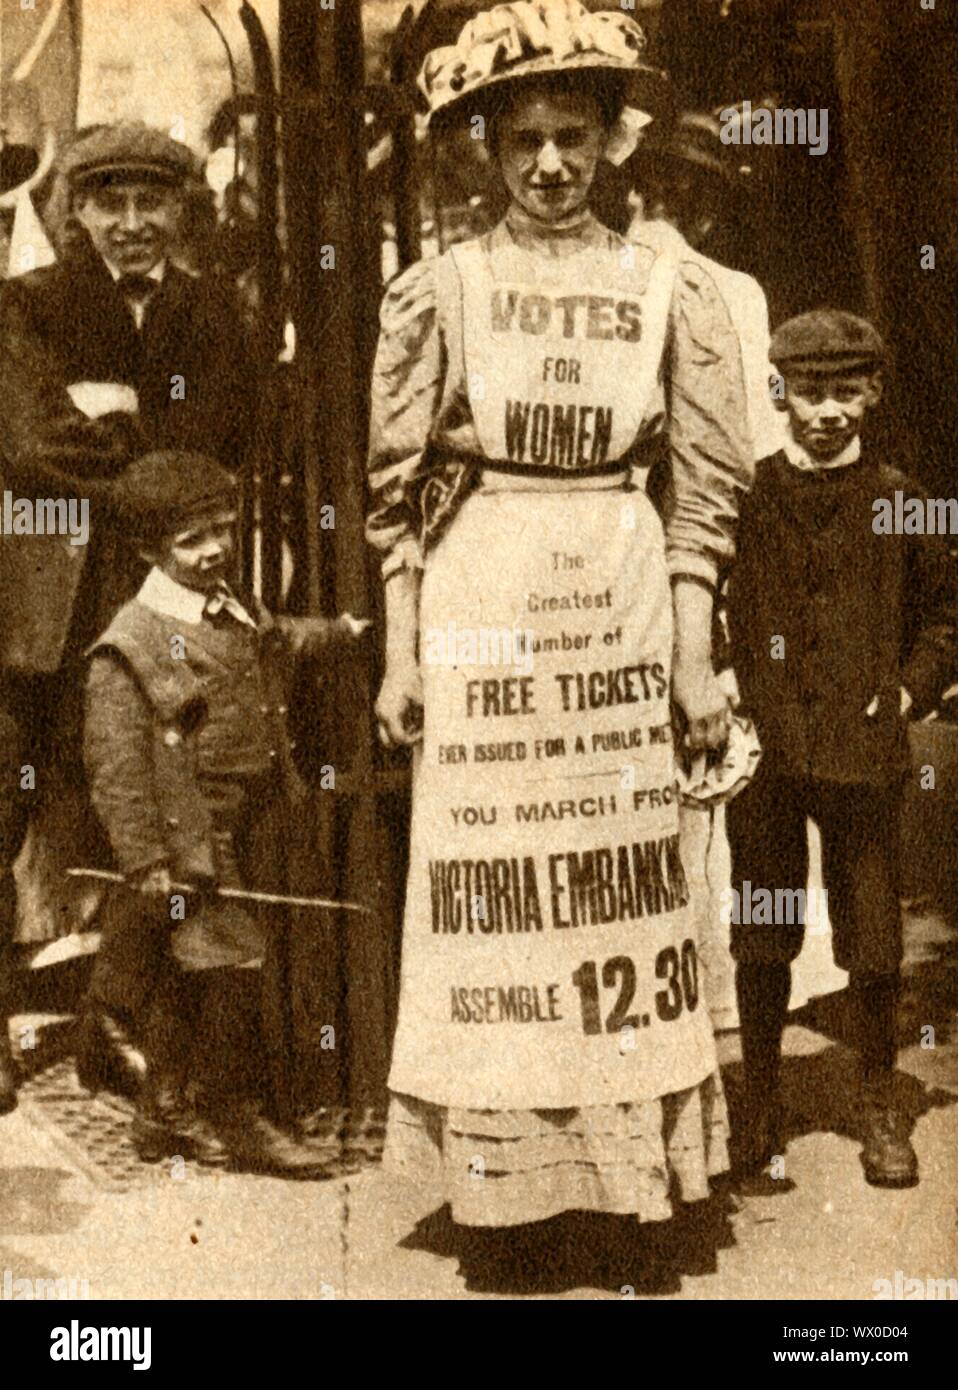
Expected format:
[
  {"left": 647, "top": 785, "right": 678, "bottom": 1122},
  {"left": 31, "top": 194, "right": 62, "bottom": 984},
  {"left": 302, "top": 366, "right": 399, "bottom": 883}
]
[{"left": 0, "top": 284, "right": 144, "bottom": 498}]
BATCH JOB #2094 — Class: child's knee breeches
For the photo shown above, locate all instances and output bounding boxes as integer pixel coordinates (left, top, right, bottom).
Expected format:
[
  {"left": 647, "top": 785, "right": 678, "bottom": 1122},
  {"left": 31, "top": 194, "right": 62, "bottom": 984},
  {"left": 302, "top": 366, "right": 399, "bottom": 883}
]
[{"left": 726, "top": 767, "right": 902, "bottom": 974}]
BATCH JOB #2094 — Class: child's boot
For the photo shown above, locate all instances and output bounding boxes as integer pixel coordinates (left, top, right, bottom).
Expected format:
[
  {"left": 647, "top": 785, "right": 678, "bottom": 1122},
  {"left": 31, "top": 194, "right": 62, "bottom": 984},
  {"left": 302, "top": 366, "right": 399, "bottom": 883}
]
[
  {"left": 734, "top": 961, "right": 790, "bottom": 1178},
  {"left": 133, "top": 981, "right": 228, "bottom": 1167},
  {"left": 133, "top": 1076, "right": 229, "bottom": 1167},
  {"left": 197, "top": 968, "right": 326, "bottom": 1179},
  {"left": 75, "top": 1001, "right": 145, "bottom": 1098},
  {"left": 860, "top": 1074, "right": 918, "bottom": 1188},
  {"left": 855, "top": 974, "right": 917, "bottom": 1188},
  {"left": 133, "top": 1066, "right": 186, "bottom": 1162}
]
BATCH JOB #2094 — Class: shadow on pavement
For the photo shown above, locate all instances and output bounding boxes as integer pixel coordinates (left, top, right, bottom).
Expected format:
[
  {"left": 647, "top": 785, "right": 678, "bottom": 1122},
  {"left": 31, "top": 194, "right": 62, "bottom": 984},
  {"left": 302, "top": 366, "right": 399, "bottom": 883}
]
[
  {"left": 0, "top": 1166, "right": 89, "bottom": 1237},
  {"left": 400, "top": 1191, "right": 738, "bottom": 1297}
]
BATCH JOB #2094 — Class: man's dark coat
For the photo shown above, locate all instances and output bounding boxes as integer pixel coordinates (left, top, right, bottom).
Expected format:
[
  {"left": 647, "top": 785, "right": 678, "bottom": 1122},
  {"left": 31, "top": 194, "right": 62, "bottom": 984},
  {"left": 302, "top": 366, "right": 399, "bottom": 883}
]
[{"left": 0, "top": 238, "right": 255, "bottom": 672}]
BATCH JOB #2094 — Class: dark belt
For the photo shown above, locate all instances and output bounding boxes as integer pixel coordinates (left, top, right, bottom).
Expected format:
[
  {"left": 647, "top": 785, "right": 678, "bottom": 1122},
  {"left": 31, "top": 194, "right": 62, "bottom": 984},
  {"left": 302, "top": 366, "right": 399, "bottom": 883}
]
[{"left": 477, "top": 458, "right": 635, "bottom": 481}]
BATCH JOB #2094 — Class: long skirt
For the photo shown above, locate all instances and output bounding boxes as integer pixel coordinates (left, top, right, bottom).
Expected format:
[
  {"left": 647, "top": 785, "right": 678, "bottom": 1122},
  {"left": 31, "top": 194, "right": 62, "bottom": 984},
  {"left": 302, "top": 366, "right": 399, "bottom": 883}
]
[{"left": 385, "top": 472, "right": 729, "bottom": 1226}]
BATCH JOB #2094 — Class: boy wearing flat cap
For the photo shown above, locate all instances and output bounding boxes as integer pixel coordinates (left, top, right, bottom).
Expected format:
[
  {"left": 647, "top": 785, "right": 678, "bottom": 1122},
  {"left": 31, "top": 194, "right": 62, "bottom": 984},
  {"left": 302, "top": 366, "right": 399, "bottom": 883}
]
[
  {"left": 724, "top": 309, "right": 958, "bottom": 1188},
  {"left": 83, "top": 451, "right": 368, "bottom": 1176}
]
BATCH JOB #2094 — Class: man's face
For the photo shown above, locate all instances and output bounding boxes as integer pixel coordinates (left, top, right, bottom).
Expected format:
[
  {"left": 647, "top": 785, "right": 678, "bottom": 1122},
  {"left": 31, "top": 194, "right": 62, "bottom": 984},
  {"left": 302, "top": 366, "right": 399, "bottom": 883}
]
[
  {"left": 495, "top": 88, "right": 607, "bottom": 224},
  {"left": 779, "top": 371, "right": 881, "bottom": 461},
  {"left": 74, "top": 179, "right": 180, "bottom": 274},
  {"left": 149, "top": 509, "right": 237, "bottom": 594}
]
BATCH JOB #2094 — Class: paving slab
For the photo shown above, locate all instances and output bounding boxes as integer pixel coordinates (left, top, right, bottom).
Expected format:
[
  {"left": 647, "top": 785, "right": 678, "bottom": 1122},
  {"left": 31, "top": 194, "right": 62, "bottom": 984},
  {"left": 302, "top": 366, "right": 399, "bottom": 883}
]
[{"left": 2, "top": 914, "right": 956, "bottom": 1301}]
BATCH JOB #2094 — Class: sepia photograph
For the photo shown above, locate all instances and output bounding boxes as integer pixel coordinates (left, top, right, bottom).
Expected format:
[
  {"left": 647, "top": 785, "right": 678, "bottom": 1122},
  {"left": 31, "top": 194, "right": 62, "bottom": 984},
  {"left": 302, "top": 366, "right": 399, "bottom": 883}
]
[{"left": 0, "top": 0, "right": 956, "bottom": 1338}]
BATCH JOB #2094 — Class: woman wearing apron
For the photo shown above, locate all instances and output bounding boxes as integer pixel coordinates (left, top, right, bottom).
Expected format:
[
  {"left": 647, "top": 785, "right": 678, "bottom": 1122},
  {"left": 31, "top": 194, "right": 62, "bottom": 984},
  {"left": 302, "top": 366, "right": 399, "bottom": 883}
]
[{"left": 368, "top": 1, "right": 752, "bottom": 1246}]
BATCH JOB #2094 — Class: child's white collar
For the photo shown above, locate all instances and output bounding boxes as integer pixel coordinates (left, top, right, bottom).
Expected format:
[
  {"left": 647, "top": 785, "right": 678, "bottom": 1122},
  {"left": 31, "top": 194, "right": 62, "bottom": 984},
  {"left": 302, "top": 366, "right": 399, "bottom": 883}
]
[
  {"left": 137, "top": 566, "right": 256, "bottom": 628},
  {"left": 783, "top": 434, "right": 861, "bottom": 473}
]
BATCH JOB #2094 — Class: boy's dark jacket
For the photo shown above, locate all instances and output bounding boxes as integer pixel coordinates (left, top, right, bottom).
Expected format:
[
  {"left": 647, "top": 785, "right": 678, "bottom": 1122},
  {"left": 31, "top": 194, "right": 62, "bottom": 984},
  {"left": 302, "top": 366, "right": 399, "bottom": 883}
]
[
  {"left": 84, "top": 595, "right": 343, "bottom": 884},
  {"left": 725, "top": 450, "right": 958, "bottom": 785}
]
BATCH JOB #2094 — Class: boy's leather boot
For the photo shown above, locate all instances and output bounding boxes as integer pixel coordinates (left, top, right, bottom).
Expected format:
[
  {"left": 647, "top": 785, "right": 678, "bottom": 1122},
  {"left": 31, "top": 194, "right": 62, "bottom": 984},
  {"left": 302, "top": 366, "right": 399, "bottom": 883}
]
[
  {"left": 132, "top": 1069, "right": 186, "bottom": 1162},
  {"left": 133, "top": 1072, "right": 228, "bottom": 1167},
  {"left": 75, "top": 1002, "right": 145, "bottom": 1097},
  {"left": 733, "top": 962, "right": 791, "bottom": 1180},
  {"left": 198, "top": 968, "right": 326, "bottom": 1179},
  {"left": 854, "top": 974, "right": 917, "bottom": 1187},
  {"left": 214, "top": 1104, "right": 329, "bottom": 1179},
  {"left": 133, "top": 981, "right": 228, "bottom": 1167},
  {"left": 860, "top": 1073, "right": 918, "bottom": 1188}
]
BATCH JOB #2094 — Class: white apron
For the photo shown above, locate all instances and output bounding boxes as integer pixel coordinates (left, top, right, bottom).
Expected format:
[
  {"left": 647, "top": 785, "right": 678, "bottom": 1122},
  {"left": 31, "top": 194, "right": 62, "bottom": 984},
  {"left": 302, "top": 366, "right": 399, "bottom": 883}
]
[{"left": 388, "top": 233, "right": 717, "bottom": 1111}]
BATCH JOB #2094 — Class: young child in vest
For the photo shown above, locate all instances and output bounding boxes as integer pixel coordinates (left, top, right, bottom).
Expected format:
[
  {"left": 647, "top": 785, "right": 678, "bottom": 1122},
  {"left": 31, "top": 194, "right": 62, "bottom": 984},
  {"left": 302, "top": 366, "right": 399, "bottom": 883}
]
[
  {"left": 724, "top": 309, "right": 958, "bottom": 1189},
  {"left": 84, "top": 450, "right": 369, "bottom": 1176}
]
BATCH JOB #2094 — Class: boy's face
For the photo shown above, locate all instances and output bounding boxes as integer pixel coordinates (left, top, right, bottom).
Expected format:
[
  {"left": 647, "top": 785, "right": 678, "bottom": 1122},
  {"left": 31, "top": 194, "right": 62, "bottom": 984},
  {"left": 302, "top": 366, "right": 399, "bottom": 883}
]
[
  {"left": 147, "top": 509, "right": 237, "bottom": 593},
  {"left": 777, "top": 369, "right": 881, "bottom": 461}
]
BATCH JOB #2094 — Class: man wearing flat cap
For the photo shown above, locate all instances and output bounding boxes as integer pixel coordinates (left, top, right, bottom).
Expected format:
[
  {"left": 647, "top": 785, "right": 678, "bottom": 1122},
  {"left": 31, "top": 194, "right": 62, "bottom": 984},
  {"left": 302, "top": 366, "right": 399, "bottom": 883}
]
[{"left": 0, "top": 122, "right": 256, "bottom": 1111}]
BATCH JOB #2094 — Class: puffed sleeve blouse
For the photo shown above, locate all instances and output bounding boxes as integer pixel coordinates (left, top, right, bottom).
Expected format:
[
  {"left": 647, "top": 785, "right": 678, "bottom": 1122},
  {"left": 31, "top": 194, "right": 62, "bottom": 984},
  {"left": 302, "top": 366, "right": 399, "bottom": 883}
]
[{"left": 366, "top": 218, "right": 752, "bottom": 590}]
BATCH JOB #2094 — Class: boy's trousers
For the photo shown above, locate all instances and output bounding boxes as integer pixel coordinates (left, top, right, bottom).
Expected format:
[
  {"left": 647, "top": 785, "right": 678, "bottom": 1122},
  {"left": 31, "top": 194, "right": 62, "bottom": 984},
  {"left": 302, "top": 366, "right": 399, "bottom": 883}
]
[{"left": 725, "top": 761, "right": 903, "bottom": 977}]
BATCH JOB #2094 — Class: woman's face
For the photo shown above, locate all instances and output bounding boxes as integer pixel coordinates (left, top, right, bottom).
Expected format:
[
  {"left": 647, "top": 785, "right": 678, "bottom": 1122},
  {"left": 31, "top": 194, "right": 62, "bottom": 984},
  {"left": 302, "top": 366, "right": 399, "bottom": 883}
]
[{"left": 494, "top": 87, "right": 608, "bottom": 224}]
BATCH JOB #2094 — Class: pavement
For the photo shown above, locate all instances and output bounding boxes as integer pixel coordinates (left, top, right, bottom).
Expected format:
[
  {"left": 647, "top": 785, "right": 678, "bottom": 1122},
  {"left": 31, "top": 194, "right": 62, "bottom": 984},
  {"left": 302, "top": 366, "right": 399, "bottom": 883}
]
[{"left": 1, "top": 909, "right": 956, "bottom": 1302}]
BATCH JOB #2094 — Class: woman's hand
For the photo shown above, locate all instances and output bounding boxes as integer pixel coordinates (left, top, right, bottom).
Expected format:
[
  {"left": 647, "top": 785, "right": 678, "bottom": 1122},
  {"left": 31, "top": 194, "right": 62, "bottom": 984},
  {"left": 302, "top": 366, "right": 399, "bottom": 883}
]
[
  {"left": 376, "top": 661, "right": 424, "bottom": 748},
  {"left": 671, "top": 576, "right": 731, "bottom": 753},
  {"left": 672, "top": 657, "right": 732, "bottom": 753},
  {"left": 378, "top": 566, "right": 423, "bottom": 748}
]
